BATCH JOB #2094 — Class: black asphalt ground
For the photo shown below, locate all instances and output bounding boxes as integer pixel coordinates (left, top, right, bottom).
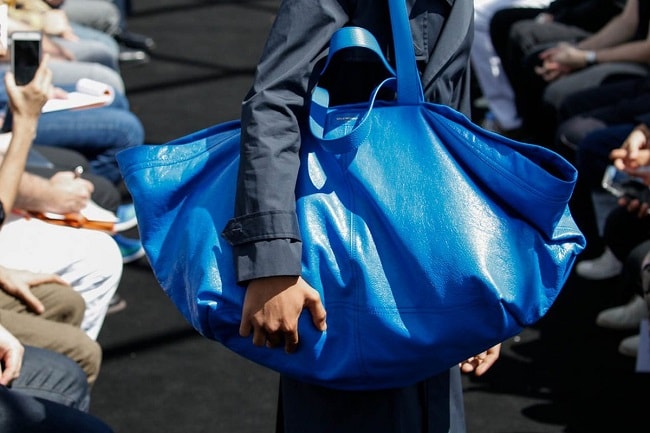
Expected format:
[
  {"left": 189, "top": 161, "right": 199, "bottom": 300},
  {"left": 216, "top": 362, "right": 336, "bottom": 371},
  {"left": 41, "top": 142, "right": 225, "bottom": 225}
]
[{"left": 90, "top": 2, "right": 649, "bottom": 432}]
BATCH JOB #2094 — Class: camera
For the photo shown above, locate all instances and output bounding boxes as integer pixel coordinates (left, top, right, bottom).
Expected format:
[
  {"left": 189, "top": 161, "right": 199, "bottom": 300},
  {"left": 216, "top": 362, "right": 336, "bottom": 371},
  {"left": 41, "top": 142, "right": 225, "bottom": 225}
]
[{"left": 11, "top": 31, "right": 42, "bottom": 86}]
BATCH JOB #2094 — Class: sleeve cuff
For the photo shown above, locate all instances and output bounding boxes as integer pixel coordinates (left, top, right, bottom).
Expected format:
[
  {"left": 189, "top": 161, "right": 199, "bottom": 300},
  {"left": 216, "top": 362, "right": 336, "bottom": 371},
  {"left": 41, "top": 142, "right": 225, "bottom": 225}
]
[
  {"left": 232, "top": 238, "right": 303, "bottom": 284},
  {"left": 222, "top": 210, "right": 301, "bottom": 245}
]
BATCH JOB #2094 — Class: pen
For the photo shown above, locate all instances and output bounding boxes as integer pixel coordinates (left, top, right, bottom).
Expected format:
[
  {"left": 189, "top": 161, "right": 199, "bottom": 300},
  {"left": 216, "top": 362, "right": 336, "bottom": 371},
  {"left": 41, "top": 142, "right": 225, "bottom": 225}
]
[{"left": 74, "top": 166, "right": 84, "bottom": 178}]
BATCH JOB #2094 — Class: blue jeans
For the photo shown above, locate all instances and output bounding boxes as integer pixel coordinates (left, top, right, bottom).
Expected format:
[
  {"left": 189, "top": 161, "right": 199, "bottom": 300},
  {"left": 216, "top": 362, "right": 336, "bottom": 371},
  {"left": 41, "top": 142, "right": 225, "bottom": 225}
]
[
  {"left": 0, "top": 345, "right": 113, "bottom": 432},
  {"left": 7, "top": 346, "right": 89, "bottom": 410},
  {"left": 52, "top": 23, "right": 121, "bottom": 71},
  {"left": 0, "top": 346, "right": 113, "bottom": 432},
  {"left": 32, "top": 90, "right": 145, "bottom": 184}
]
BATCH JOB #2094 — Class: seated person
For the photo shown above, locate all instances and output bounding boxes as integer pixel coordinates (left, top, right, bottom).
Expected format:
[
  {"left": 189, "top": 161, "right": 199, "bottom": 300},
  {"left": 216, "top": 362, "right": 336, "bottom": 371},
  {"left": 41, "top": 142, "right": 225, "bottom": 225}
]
[
  {"left": 494, "top": 0, "right": 646, "bottom": 144},
  {"left": 8, "top": 2, "right": 120, "bottom": 70},
  {"left": 582, "top": 125, "right": 650, "bottom": 356},
  {"left": 0, "top": 87, "right": 145, "bottom": 185},
  {"left": 0, "top": 55, "right": 122, "bottom": 340},
  {"left": 0, "top": 265, "right": 102, "bottom": 385},
  {"left": 0, "top": 329, "right": 113, "bottom": 432}
]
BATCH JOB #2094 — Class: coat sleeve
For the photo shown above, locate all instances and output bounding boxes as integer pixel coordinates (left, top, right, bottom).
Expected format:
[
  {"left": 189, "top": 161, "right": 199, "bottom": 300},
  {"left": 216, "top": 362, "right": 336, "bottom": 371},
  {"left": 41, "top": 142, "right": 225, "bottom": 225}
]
[{"left": 222, "top": 0, "right": 350, "bottom": 283}]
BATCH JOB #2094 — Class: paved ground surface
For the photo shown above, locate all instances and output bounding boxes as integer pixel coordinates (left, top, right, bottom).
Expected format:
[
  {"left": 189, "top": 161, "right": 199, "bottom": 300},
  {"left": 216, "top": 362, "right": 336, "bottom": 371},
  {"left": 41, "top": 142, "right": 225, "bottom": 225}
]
[{"left": 90, "top": 2, "right": 649, "bottom": 432}]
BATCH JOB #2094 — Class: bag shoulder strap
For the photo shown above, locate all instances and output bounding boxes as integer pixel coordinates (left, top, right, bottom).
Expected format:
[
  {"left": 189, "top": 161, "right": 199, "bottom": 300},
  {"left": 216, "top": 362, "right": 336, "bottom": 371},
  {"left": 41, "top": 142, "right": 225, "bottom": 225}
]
[{"left": 388, "top": 0, "right": 423, "bottom": 105}]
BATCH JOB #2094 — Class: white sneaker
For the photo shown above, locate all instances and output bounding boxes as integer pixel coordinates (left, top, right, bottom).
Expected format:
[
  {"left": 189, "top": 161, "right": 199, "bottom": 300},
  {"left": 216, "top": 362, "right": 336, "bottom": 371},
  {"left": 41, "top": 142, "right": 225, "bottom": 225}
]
[
  {"left": 596, "top": 295, "right": 649, "bottom": 330},
  {"left": 575, "top": 248, "right": 623, "bottom": 280},
  {"left": 618, "top": 334, "right": 639, "bottom": 357}
]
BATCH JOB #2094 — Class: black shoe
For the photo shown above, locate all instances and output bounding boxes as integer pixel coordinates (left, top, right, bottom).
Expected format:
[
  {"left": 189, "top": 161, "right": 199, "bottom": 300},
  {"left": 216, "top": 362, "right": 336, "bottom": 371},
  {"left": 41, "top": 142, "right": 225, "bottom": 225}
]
[
  {"left": 107, "top": 294, "right": 127, "bottom": 315},
  {"left": 118, "top": 47, "right": 149, "bottom": 65},
  {"left": 115, "top": 30, "right": 156, "bottom": 52}
]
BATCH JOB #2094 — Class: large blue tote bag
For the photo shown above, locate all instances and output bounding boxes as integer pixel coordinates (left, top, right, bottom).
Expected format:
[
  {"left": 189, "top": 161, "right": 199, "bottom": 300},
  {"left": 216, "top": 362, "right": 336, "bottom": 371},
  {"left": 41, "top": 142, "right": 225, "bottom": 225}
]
[{"left": 116, "top": 0, "right": 585, "bottom": 390}]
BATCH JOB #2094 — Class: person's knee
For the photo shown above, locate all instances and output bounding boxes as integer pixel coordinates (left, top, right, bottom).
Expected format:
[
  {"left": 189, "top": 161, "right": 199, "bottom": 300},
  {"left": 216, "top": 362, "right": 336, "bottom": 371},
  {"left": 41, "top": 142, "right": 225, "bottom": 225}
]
[
  {"left": 87, "top": 63, "right": 125, "bottom": 93},
  {"left": 556, "top": 116, "right": 606, "bottom": 151},
  {"left": 47, "top": 324, "right": 104, "bottom": 386},
  {"left": 70, "top": 337, "right": 103, "bottom": 387},
  {"left": 86, "top": 231, "right": 123, "bottom": 273},
  {"left": 49, "top": 284, "right": 86, "bottom": 326},
  {"left": 30, "top": 283, "right": 86, "bottom": 326},
  {"left": 107, "top": 110, "right": 145, "bottom": 148},
  {"left": 14, "top": 346, "right": 91, "bottom": 411}
]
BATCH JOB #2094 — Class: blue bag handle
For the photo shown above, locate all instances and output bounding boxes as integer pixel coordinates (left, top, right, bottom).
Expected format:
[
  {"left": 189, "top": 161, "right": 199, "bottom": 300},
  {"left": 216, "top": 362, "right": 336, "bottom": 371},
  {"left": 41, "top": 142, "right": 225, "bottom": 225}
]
[
  {"left": 309, "top": 1, "right": 423, "bottom": 153},
  {"left": 319, "top": 26, "right": 396, "bottom": 79},
  {"left": 388, "top": 0, "right": 424, "bottom": 105}
]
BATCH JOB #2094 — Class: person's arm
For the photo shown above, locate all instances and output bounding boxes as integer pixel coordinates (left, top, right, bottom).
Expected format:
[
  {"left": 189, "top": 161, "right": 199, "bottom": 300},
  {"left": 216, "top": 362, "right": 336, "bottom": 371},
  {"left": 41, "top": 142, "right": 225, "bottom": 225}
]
[
  {"left": 222, "top": 0, "right": 349, "bottom": 352},
  {"left": 0, "top": 56, "right": 51, "bottom": 216},
  {"left": 576, "top": 0, "right": 638, "bottom": 50},
  {"left": 577, "top": 0, "right": 650, "bottom": 65},
  {"left": 223, "top": 0, "right": 349, "bottom": 282},
  {"left": 12, "top": 170, "right": 93, "bottom": 214},
  {"left": 536, "top": 0, "right": 648, "bottom": 80}
]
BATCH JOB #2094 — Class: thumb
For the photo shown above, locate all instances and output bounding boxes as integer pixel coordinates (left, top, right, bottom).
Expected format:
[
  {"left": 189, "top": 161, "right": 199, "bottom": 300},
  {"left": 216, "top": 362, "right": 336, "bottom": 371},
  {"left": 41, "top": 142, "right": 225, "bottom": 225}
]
[{"left": 4, "top": 71, "right": 17, "bottom": 96}]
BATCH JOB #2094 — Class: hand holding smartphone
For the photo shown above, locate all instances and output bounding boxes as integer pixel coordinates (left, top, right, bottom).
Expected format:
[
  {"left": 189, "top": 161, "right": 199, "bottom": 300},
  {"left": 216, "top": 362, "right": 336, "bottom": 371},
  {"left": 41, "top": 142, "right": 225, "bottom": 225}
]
[
  {"left": 602, "top": 165, "right": 650, "bottom": 214},
  {"left": 11, "top": 31, "right": 42, "bottom": 86}
]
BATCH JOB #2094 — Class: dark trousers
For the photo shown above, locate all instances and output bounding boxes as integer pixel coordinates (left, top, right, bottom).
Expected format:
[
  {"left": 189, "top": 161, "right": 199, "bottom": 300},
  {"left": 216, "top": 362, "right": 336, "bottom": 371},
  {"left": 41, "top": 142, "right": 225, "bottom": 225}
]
[
  {"left": 276, "top": 366, "right": 466, "bottom": 433},
  {"left": 569, "top": 124, "right": 637, "bottom": 255},
  {"left": 1, "top": 346, "right": 113, "bottom": 432}
]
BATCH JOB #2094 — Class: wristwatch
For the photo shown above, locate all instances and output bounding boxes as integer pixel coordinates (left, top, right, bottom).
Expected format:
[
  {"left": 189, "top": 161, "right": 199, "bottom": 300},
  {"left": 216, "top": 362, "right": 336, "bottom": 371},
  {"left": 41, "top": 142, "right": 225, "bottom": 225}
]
[{"left": 585, "top": 50, "right": 597, "bottom": 66}]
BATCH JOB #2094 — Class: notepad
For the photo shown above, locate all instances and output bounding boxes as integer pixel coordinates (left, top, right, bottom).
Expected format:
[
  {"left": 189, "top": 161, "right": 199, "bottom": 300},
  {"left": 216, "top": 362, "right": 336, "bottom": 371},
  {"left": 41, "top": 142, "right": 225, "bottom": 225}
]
[
  {"left": 42, "top": 200, "right": 118, "bottom": 224},
  {"left": 18, "top": 200, "right": 120, "bottom": 233},
  {"left": 42, "top": 78, "right": 115, "bottom": 113}
]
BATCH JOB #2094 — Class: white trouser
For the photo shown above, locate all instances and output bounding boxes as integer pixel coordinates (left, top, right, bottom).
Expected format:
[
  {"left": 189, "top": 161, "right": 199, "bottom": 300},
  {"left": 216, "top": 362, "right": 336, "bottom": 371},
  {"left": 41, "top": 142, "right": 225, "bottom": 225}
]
[
  {"left": 472, "top": 0, "right": 551, "bottom": 130},
  {"left": 0, "top": 215, "right": 122, "bottom": 340}
]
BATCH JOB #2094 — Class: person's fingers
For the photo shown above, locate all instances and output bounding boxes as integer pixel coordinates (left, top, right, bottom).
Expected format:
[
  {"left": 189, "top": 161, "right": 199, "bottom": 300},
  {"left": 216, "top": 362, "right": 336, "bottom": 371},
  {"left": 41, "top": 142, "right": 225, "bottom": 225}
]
[
  {"left": 283, "top": 329, "right": 299, "bottom": 353},
  {"left": 4, "top": 71, "right": 17, "bottom": 97},
  {"left": 0, "top": 366, "right": 10, "bottom": 386},
  {"left": 473, "top": 351, "right": 499, "bottom": 376},
  {"left": 252, "top": 327, "right": 266, "bottom": 347},
  {"left": 79, "top": 178, "right": 95, "bottom": 194},
  {"left": 628, "top": 198, "right": 641, "bottom": 213},
  {"left": 0, "top": 350, "right": 22, "bottom": 384},
  {"left": 639, "top": 202, "right": 649, "bottom": 218},
  {"left": 238, "top": 317, "right": 252, "bottom": 338},
  {"left": 20, "top": 290, "right": 45, "bottom": 315},
  {"left": 29, "top": 273, "right": 69, "bottom": 287},
  {"left": 459, "top": 358, "right": 477, "bottom": 373},
  {"left": 305, "top": 291, "right": 327, "bottom": 332}
]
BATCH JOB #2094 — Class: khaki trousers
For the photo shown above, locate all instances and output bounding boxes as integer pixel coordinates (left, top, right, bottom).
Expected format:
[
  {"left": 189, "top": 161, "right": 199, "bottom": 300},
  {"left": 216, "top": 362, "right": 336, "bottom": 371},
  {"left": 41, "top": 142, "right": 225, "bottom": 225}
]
[{"left": 0, "top": 283, "right": 102, "bottom": 385}]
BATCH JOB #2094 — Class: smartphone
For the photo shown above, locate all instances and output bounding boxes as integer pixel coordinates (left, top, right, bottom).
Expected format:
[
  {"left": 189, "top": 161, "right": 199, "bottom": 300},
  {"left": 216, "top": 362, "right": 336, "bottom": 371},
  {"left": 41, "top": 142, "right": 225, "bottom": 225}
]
[
  {"left": 11, "top": 31, "right": 42, "bottom": 86},
  {"left": 602, "top": 165, "right": 650, "bottom": 202}
]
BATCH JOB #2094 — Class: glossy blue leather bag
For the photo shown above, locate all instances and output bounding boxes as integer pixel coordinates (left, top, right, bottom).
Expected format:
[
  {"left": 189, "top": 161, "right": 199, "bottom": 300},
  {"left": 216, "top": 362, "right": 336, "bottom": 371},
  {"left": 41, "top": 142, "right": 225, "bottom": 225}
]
[{"left": 116, "top": 0, "right": 585, "bottom": 390}]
